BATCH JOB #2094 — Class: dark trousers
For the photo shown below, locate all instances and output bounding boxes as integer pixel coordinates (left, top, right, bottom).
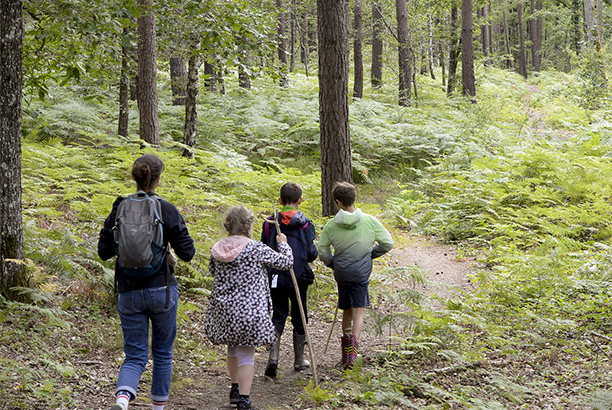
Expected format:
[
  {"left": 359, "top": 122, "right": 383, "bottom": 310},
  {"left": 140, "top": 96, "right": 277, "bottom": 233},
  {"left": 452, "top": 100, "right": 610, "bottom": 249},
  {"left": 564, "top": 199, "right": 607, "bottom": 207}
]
[{"left": 271, "top": 280, "right": 309, "bottom": 336}]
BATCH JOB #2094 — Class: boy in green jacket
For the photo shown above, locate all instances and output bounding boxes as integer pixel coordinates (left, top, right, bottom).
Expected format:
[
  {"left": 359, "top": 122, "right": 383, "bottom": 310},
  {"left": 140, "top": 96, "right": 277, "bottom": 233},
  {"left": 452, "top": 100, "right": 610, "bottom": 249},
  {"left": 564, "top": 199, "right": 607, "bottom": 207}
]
[{"left": 318, "top": 181, "right": 393, "bottom": 369}]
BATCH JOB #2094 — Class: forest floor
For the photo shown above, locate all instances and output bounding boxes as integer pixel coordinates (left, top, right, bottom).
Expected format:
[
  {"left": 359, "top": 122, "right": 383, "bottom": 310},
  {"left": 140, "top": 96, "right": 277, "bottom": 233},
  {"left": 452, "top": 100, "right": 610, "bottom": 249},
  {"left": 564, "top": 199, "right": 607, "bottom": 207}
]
[{"left": 66, "top": 233, "right": 479, "bottom": 410}]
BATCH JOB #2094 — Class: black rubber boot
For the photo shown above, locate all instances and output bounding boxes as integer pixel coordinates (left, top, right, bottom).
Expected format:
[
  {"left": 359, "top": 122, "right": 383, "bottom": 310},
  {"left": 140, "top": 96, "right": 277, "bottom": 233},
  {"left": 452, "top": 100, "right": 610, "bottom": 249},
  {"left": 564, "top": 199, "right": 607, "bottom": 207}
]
[
  {"left": 293, "top": 333, "right": 310, "bottom": 371},
  {"left": 265, "top": 332, "right": 281, "bottom": 378}
]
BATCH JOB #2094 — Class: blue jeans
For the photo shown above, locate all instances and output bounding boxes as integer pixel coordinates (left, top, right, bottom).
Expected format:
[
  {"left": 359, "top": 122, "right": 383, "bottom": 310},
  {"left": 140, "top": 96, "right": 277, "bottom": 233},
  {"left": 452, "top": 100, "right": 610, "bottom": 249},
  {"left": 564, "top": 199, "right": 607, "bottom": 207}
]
[{"left": 116, "top": 285, "right": 178, "bottom": 403}]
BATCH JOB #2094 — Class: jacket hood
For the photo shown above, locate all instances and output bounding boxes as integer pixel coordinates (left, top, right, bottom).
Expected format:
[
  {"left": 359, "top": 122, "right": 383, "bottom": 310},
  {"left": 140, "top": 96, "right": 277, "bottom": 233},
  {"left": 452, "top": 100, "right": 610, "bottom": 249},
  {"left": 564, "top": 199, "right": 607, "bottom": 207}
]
[
  {"left": 333, "top": 208, "right": 362, "bottom": 229},
  {"left": 211, "top": 235, "right": 251, "bottom": 262},
  {"left": 280, "top": 210, "right": 309, "bottom": 227}
]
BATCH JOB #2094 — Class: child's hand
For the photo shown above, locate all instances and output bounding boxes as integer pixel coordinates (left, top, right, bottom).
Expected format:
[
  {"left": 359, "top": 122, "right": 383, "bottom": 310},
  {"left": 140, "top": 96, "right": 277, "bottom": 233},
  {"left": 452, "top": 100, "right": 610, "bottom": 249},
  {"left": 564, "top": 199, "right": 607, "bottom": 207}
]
[{"left": 277, "top": 233, "right": 288, "bottom": 243}]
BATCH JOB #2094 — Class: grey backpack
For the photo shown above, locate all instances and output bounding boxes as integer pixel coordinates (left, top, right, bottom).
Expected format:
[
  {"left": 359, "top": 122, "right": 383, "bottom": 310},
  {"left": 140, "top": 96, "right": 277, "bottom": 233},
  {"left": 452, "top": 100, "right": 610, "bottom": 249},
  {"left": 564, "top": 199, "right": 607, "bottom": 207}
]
[{"left": 113, "top": 191, "right": 165, "bottom": 277}]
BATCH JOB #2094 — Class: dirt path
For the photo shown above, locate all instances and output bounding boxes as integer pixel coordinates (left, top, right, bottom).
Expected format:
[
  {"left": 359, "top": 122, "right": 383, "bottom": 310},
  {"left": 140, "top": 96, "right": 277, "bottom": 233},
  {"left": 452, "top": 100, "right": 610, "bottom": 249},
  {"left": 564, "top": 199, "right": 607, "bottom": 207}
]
[{"left": 162, "top": 234, "right": 480, "bottom": 410}]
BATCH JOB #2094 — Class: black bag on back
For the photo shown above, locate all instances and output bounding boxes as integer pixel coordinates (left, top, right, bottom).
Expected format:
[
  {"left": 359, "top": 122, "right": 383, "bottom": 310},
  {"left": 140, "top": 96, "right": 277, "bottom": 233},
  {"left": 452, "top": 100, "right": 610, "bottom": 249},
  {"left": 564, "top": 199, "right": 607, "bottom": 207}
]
[{"left": 113, "top": 191, "right": 165, "bottom": 278}]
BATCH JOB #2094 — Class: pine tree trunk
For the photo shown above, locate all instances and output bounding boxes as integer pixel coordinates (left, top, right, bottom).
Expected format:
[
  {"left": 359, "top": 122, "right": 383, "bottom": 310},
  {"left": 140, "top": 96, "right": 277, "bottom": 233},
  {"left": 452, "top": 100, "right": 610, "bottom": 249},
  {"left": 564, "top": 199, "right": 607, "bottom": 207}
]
[
  {"left": 529, "top": 0, "right": 540, "bottom": 71},
  {"left": 517, "top": 3, "right": 528, "bottom": 78},
  {"left": 572, "top": 0, "right": 582, "bottom": 54},
  {"left": 170, "top": 56, "right": 187, "bottom": 105},
  {"left": 183, "top": 51, "right": 201, "bottom": 158},
  {"left": 439, "top": 41, "right": 446, "bottom": 88},
  {"left": 584, "top": 0, "right": 595, "bottom": 47},
  {"left": 503, "top": 4, "right": 514, "bottom": 69},
  {"left": 482, "top": 3, "right": 492, "bottom": 66},
  {"left": 118, "top": 30, "right": 130, "bottom": 137},
  {"left": 461, "top": 0, "right": 476, "bottom": 97},
  {"left": 0, "top": 0, "right": 28, "bottom": 300},
  {"left": 396, "top": 0, "right": 412, "bottom": 106},
  {"left": 277, "top": 0, "right": 289, "bottom": 86},
  {"left": 318, "top": 0, "right": 352, "bottom": 217},
  {"left": 371, "top": 1, "right": 384, "bottom": 88},
  {"left": 300, "top": 2, "right": 309, "bottom": 75},
  {"left": 353, "top": 0, "right": 363, "bottom": 99},
  {"left": 290, "top": 0, "right": 296, "bottom": 72},
  {"left": 447, "top": 5, "right": 460, "bottom": 96},
  {"left": 137, "top": 0, "right": 159, "bottom": 145}
]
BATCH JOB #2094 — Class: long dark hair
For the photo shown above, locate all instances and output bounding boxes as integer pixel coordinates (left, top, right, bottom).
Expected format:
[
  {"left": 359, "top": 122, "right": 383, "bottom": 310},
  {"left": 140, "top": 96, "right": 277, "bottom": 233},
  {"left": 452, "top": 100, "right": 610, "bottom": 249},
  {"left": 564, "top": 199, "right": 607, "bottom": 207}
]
[{"left": 131, "top": 154, "right": 164, "bottom": 192}]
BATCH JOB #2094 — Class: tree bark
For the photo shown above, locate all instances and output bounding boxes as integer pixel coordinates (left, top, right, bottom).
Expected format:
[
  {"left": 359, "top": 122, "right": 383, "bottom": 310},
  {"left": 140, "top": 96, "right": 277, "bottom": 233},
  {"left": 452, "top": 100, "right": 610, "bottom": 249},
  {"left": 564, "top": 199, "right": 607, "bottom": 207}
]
[
  {"left": 183, "top": 50, "right": 202, "bottom": 158},
  {"left": 439, "top": 41, "right": 446, "bottom": 88},
  {"left": 318, "top": 0, "right": 352, "bottom": 217},
  {"left": 204, "top": 61, "right": 216, "bottom": 92},
  {"left": 529, "top": 0, "right": 541, "bottom": 71},
  {"left": 503, "top": 3, "right": 514, "bottom": 69},
  {"left": 572, "top": 0, "right": 582, "bottom": 54},
  {"left": 239, "top": 59, "right": 252, "bottom": 89},
  {"left": 461, "top": 0, "right": 476, "bottom": 98},
  {"left": 353, "top": 0, "right": 363, "bottom": 99},
  {"left": 170, "top": 56, "right": 187, "bottom": 105},
  {"left": 482, "top": 2, "right": 492, "bottom": 66},
  {"left": 300, "top": 2, "right": 310, "bottom": 75},
  {"left": 396, "top": 0, "right": 412, "bottom": 106},
  {"left": 371, "top": 1, "right": 384, "bottom": 88},
  {"left": 118, "top": 28, "right": 130, "bottom": 137},
  {"left": 290, "top": 0, "right": 296, "bottom": 72},
  {"left": 0, "top": 0, "right": 28, "bottom": 300},
  {"left": 137, "top": 0, "right": 159, "bottom": 145},
  {"left": 447, "top": 5, "right": 460, "bottom": 96},
  {"left": 427, "top": 18, "right": 435, "bottom": 80},
  {"left": 517, "top": 3, "right": 528, "bottom": 78},
  {"left": 277, "top": 0, "right": 289, "bottom": 86},
  {"left": 584, "top": 0, "right": 595, "bottom": 47}
]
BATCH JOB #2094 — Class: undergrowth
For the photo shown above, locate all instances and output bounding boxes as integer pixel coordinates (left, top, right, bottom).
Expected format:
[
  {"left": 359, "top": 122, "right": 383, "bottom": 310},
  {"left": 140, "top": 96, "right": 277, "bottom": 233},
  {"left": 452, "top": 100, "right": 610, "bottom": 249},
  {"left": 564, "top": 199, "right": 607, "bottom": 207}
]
[{"left": 4, "top": 61, "right": 612, "bottom": 409}]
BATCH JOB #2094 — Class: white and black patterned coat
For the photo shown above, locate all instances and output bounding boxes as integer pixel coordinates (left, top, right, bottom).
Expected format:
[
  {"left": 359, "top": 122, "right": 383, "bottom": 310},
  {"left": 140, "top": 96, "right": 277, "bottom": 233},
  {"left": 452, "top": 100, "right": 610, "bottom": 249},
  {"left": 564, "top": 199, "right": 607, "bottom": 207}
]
[{"left": 205, "top": 240, "right": 293, "bottom": 347}]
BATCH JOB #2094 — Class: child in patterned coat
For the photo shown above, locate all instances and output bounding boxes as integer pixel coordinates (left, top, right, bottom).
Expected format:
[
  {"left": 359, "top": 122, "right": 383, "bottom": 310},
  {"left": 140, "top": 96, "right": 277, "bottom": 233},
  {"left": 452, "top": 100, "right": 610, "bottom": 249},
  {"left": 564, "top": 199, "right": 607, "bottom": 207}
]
[{"left": 204, "top": 206, "right": 293, "bottom": 410}]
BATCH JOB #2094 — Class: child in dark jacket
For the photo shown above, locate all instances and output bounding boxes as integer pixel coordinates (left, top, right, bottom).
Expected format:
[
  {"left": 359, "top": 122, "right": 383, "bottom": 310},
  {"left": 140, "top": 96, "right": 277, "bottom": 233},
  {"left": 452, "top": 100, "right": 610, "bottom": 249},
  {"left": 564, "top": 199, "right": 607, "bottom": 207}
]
[{"left": 261, "top": 182, "right": 318, "bottom": 378}]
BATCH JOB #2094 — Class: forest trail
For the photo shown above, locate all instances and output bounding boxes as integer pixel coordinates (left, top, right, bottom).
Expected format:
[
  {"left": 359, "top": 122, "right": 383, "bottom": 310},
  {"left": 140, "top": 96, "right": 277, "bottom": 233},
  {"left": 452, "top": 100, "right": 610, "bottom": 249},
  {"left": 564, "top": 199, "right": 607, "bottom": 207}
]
[
  {"left": 523, "top": 83, "right": 547, "bottom": 138},
  {"left": 164, "top": 233, "right": 481, "bottom": 410}
]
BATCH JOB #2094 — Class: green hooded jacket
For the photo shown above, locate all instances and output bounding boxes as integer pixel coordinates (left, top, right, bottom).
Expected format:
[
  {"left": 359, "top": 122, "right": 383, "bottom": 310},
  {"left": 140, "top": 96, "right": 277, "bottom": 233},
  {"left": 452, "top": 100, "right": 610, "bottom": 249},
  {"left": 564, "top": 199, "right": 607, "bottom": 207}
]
[{"left": 318, "top": 208, "right": 393, "bottom": 285}]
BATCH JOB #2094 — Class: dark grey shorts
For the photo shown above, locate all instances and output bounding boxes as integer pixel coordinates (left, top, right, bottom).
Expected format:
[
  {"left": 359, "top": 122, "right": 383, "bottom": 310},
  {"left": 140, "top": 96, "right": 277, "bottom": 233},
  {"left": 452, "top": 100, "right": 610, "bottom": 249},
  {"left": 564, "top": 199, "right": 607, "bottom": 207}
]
[{"left": 337, "top": 282, "right": 370, "bottom": 310}]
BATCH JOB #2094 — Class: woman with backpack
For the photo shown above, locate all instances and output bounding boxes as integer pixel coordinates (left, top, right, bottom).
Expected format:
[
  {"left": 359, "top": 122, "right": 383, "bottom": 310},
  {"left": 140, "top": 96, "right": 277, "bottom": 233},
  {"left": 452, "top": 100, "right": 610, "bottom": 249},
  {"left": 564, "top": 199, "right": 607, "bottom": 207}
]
[{"left": 98, "top": 154, "right": 195, "bottom": 410}]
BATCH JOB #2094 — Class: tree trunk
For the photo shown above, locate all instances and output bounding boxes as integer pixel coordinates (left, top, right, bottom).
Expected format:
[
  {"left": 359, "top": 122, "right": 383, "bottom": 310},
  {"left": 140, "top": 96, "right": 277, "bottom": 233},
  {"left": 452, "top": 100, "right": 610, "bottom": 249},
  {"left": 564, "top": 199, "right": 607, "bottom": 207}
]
[
  {"left": 447, "top": 5, "right": 460, "bottom": 96},
  {"left": 118, "top": 28, "right": 130, "bottom": 137},
  {"left": 290, "top": 0, "right": 296, "bottom": 72},
  {"left": 428, "top": 18, "right": 435, "bottom": 80},
  {"left": 300, "top": 2, "right": 310, "bottom": 75},
  {"left": 596, "top": 0, "right": 604, "bottom": 50},
  {"left": 0, "top": 0, "right": 28, "bottom": 301},
  {"left": 439, "top": 41, "right": 446, "bottom": 88},
  {"left": 170, "top": 56, "right": 187, "bottom": 105},
  {"left": 239, "top": 62, "right": 251, "bottom": 89},
  {"left": 503, "top": 4, "right": 514, "bottom": 69},
  {"left": 204, "top": 61, "right": 216, "bottom": 92},
  {"left": 584, "top": 0, "right": 595, "bottom": 48},
  {"left": 318, "top": 0, "right": 352, "bottom": 217},
  {"left": 137, "top": 0, "right": 159, "bottom": 145},
  {"left": 353, "top": 0, "right": 363, "bottom": 99},
  {"left": 572, "top": 0, "right": 582, "bottom": 54},
  {"left": 396, "top": 0, "right": 412, "bottom": 106},
  {"left": 371, "top": 1, "right": 384, "bottom": 88},
  {"left": 277, "top": 0, "right": 289, "bottom": 86},
  {"left": 461, "top": 0, "right": 476, "bottom": 98},
  {"left": 183, "top": 51, "right": 202, "bottom": 158},
  {"left": 517, "top": 3, "right": 528, "bottom": 78},
  {"left": 529, "top": 0, "right": 541, "bottom": 71},
  {"left": 482, "top": 2, "right": 492, "bottom": 66}
]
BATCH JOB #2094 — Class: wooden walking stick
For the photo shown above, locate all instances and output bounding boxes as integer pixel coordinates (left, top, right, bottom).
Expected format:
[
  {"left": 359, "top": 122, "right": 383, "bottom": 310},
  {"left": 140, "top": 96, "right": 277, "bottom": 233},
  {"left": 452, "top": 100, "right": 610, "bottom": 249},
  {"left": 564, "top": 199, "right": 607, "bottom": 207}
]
[
  {"left": 323, "top": 305, "right": 339, "bottom": 355},
  {"left": 264, "top": 207, "right": 318, "bottom": 387}
]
